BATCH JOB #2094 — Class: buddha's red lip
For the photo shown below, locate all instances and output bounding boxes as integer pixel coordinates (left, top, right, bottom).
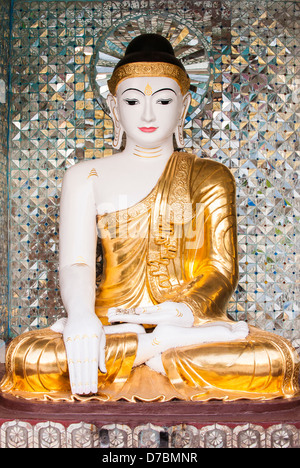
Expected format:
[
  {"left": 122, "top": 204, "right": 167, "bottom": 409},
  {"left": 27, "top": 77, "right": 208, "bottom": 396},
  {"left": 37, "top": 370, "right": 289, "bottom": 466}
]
[{"left": 138, "top": 127, "right": 158, "bottom": 133}]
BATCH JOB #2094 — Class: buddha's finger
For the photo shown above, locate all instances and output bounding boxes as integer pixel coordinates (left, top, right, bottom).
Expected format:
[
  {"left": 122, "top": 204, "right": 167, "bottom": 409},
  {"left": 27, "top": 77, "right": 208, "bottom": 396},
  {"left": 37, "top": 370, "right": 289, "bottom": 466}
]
[
  {"left": 68, "top": 365, "right": 77, "bottom": 395},
  {"left": 108, "top": 307, "right": 148, "bottom": 319},
  {"left": 98, "top": 332, "right": 107, "bottom": 375},
  {"left": 81, "top": 335, "right": 91, "bottom": 394},
  {"left": 135, "top": 305, "right": 161, "bottom": 315},
  {"left": 87, "top": 335, "right": 99, "bottom": 394},
  {"left": 66, "top": 343, "right": 79, "bottom": 394},
  {"left": 72, "top": 341, "right": 83, "bottom": 395},
  {"left": 108, "top": 313, "right": 147, "bottom": 324}
]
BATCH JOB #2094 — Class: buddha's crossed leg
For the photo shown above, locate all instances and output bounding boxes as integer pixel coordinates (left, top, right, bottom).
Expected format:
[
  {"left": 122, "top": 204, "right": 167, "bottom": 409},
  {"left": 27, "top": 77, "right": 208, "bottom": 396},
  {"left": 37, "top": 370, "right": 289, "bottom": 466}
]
[{"left": 133, "top": 321, "right": 249, "bottom": 373}]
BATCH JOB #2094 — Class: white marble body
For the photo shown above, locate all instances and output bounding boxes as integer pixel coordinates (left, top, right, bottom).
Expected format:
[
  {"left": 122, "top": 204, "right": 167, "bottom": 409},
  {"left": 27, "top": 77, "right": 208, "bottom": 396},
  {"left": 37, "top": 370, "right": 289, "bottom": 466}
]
[{"left": 53, "top": 76, "right": 249, "bottom": 395}]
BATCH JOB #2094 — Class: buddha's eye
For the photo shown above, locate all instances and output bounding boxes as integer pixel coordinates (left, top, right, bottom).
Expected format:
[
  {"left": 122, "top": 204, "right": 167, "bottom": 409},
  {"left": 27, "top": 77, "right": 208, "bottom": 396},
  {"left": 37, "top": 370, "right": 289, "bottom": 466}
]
[
  {"left": 157, "top": 98, "right": 173, "bottom": 105},
  {"left": 124, "top": 99, "right": 139, "bottom": 106}
]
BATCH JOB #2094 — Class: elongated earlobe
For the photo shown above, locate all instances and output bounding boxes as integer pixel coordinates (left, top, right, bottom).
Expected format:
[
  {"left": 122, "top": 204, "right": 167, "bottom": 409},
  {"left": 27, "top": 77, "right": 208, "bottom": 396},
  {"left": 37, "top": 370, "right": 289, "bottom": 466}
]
[
  {"left": 175, "top": 92, "right": 191, "bottom": 149},
  {"left": 112, "top": 124, "right": 124, "bottom": 149},
  {"left": 107, "top": 94, "right": 124, "bottom": 150},
  {"left": 175, "top": 120, "right": 185, "bottom": 148}
]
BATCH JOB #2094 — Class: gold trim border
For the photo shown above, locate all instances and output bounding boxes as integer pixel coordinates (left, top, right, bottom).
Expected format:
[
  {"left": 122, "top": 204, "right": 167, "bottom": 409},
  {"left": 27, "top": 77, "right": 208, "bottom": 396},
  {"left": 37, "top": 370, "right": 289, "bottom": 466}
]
[{"left": 108, "top": 62, "right": 191, "bottom": 95}]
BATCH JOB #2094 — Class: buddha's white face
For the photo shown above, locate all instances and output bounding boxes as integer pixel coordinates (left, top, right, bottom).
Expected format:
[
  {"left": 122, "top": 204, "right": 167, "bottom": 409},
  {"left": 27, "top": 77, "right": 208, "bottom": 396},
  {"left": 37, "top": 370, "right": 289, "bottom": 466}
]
[{"left": 109, "top": 76, "right": 189, "bottom": 148}]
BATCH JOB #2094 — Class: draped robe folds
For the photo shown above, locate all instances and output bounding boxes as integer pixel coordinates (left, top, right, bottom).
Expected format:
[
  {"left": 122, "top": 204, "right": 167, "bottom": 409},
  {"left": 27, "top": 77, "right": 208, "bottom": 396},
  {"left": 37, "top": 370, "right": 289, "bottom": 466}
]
[{"left": 1, "top": 152, "right": 299, "bottom": 401}]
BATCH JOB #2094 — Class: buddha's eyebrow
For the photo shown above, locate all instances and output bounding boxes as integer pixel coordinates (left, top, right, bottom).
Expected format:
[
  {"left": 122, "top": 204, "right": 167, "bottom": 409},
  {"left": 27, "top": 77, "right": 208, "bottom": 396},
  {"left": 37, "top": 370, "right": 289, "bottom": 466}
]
[
  {"left": 121, "top": 88, "right": 144, "bottom": 95},
  {"left": 121, "top": 87, "right": 177, "bottom": 96},
  {"left": 152, "top": 88, "right": 177, "bottom": 96}
]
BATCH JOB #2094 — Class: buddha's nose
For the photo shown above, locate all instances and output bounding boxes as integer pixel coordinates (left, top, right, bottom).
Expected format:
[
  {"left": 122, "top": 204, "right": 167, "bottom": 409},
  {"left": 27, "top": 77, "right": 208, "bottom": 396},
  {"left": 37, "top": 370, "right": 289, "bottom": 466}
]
[{"left": 141, "top": 98, "right": 155, "bottom": 123}]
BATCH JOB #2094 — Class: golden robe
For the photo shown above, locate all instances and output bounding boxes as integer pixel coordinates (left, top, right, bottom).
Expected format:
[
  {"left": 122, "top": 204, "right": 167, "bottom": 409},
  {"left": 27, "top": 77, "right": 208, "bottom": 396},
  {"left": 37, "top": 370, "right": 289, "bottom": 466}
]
[{"left": 1, "top": 152, "right": 299, "bottom": 401}]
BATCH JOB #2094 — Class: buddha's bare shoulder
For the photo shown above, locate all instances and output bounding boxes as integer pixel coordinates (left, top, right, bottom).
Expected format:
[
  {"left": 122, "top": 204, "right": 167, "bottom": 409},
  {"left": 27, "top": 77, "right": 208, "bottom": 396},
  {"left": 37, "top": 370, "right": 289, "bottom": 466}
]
[{"left": 62, "top": 153, "right": 121, "bottom": 185}]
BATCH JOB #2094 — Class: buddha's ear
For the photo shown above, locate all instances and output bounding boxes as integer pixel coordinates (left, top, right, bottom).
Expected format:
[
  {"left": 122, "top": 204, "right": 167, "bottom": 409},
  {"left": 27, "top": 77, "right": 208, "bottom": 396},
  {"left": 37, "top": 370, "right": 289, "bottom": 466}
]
[
  {"left": 175, "top": 92, "right": 191, "bottom": 148},
  {"left": 107, "top": 93, "right": 124, "bottom": 149}
]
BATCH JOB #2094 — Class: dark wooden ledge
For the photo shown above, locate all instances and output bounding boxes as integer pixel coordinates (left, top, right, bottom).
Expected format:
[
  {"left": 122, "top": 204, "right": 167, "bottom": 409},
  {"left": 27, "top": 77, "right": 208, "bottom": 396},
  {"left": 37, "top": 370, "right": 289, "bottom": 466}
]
[{"left": 0, "top": 391, "right": 299, "bottom": 426}]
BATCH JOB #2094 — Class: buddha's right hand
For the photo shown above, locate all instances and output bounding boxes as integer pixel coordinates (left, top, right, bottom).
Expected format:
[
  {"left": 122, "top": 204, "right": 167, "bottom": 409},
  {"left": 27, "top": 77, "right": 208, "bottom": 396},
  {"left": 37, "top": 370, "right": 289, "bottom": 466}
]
[{"left": 63, "top": 313, "right": 106, "bottom": 395}]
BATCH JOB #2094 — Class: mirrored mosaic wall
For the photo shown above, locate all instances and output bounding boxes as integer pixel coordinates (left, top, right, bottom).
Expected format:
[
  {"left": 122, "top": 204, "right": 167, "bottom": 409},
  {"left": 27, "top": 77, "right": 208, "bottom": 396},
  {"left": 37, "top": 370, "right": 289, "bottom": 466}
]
[
  {"left": 0, "top": 0, "right": 10, "bottom": 337},
  {"left": 3, "top": 0, "right": 299, "bottom": 350}
]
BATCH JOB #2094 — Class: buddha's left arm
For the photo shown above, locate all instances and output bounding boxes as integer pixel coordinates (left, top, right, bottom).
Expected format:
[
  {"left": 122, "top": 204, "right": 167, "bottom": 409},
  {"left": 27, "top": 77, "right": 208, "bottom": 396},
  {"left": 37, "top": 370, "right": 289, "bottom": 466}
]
[{"left": 177, "top": 159, "right": 239, "bottom": 325}]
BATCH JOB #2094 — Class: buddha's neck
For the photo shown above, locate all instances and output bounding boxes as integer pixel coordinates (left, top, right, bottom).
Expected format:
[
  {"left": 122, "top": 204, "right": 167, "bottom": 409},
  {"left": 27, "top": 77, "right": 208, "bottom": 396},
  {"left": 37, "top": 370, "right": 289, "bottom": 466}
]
[{"left": 125, "top": 138, "right": 174, "bottom": 161}]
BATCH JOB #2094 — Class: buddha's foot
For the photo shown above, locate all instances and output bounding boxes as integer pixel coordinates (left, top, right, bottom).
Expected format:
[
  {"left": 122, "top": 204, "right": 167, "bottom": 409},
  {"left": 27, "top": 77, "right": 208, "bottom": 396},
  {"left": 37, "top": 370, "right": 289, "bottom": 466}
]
[
  {"left": 146, "top": 354, "right": 166, "bottom": 375},
  {"left": 230, "top": 321, "right": 249, "bottom": 340}
]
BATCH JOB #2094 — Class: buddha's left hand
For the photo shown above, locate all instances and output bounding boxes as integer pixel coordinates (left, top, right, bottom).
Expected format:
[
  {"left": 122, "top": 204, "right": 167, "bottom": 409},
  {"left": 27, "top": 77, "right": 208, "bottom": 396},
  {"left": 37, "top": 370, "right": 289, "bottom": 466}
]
[{"left": 107, "top": 302, "right": 194, "bottom": 327}]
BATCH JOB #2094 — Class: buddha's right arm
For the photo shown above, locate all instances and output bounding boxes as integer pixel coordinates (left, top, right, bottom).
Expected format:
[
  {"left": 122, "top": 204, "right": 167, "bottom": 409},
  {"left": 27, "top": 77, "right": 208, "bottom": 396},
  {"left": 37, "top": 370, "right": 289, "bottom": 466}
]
[
  {"left": 59, "top": 164, "right": 98, "bottom": 318},
  {"left": 58, "top": 165, "right": 106, "bottom": 394},
  {"left": 59, "top": 264, "right": 95, "bottom": 317}
]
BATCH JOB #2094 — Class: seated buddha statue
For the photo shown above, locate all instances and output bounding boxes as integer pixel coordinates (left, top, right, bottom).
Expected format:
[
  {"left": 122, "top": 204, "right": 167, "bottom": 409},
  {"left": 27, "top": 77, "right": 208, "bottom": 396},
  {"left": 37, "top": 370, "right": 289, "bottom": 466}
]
[{"left": 1, "top": 34, "right": 299, "bottom": 402}]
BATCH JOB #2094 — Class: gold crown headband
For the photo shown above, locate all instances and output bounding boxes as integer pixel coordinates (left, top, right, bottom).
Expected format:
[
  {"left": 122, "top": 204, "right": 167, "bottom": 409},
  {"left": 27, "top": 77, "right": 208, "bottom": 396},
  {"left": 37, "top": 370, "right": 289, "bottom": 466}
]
[{"left": 107, "top": 62, "right": 191, "bottom": 96}]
